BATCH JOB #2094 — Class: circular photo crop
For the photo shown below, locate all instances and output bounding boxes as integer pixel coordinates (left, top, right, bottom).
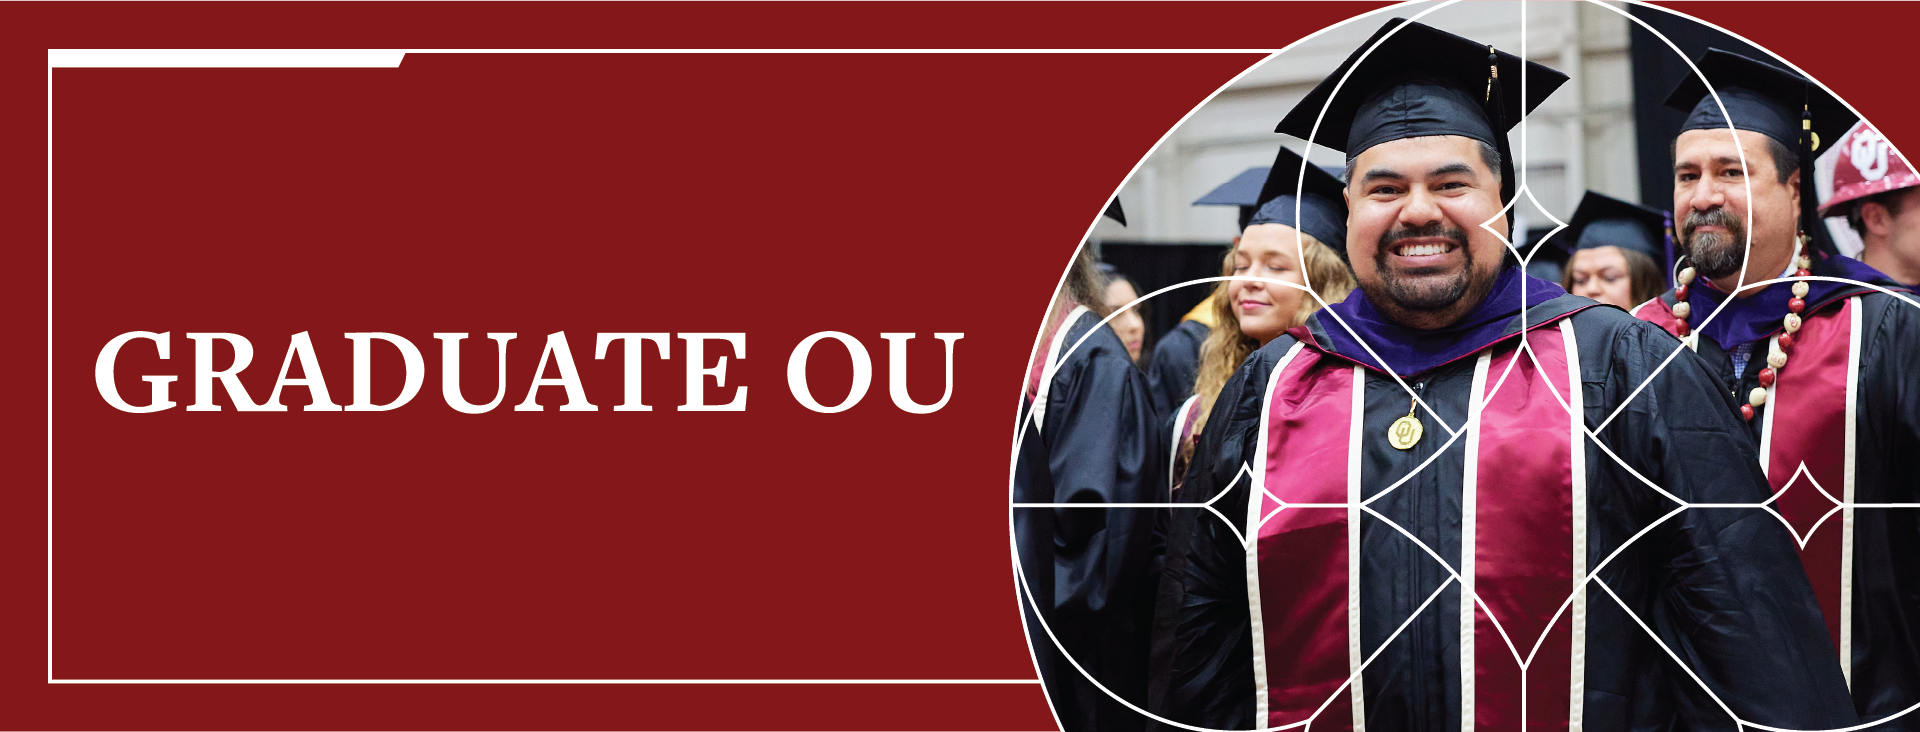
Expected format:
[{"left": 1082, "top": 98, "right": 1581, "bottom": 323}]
[{"left": 1010, "top": 3, "right": 1920, "bottom": 731}]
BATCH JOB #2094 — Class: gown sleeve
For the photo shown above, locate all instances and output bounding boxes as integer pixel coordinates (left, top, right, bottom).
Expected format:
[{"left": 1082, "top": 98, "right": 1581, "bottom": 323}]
[
  {"left": 1038, "top": 326, "right": 1166, "bottom": 730},
  {"left": 1155, "top": 342, "right": 1284, "bottom": 729},
  {"left": 1858, "top": 293, "right": 1920, "bottom": 503},
  {"left": 1851, "top": 293, "right": 1920, "bottom": 724},
  {"left": 1145, "top": 401, "right": 1182, "bottom": 718},
  {"left": 1147, "top": 323, "right": 1204, "bottom": 419},
  {"left": 1599, "top": 317, "right": 1858, "bottom": 730}
]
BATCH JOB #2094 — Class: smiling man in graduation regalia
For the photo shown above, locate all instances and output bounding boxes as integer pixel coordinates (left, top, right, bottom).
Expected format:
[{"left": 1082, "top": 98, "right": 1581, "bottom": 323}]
[
  {"left": 1162, "top": 20, "right": 1854, "bottom": 732},
  {"left": 1633, "top": 49, "right": 1920, "bottom": 729}
]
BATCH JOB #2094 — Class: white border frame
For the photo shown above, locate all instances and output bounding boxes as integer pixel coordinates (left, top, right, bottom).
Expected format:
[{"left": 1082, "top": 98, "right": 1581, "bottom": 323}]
[{"left": 47, "top": 47, "right": 1215, "bottom": 687}]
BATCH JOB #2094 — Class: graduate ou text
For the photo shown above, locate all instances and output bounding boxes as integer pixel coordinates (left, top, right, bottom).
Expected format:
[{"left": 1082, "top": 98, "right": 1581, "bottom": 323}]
[{"left": 94, "top": 331, "right": 963, "bottom": 415}]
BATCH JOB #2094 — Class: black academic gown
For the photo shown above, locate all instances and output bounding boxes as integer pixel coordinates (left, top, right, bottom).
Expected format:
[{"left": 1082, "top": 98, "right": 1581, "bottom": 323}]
[
  {"left": 1162, "top": 293, "right": 1855, "bottom": 732},
  {"left": 1638, "top": 255, "right": 1920, "bottom": 729},
  {"left": 1014, "top": 307, "right": 1164, "bottom": 732},
  {"left": 1147, "top": 391, "right": 1205, "bottom": 730},
  {"left": 1147, "top": 320, "right": 1210, "bottom": 418}
]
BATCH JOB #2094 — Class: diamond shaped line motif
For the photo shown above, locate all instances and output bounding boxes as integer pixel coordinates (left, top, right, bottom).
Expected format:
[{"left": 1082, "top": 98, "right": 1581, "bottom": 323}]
[{"left": 1761, "top": 461, "right": 1847, "bottom": 549}]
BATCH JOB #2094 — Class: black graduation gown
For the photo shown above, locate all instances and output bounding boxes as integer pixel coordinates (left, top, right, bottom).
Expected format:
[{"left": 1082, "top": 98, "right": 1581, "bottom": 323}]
[
  {"left": 1145, "top": 392, "right": 1206, "bottom": 726},
  {"left": 1147, "top": 320, "right": 1210, "bottom": 418},
  {"left": 1014, "top": 307, "right": 1164, "bottom": 732},
  {"left": 1637, "top": 256, "right": 1920, "bottom": 729},
  {"left": 1162, "top": 294, "right": 1854, "bottom": 732},
  {"left": 1147, "top": 391, "right": 1206, "bottom": 730}
]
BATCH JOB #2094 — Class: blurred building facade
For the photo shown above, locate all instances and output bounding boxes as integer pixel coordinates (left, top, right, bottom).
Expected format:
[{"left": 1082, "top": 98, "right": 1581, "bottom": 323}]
[{"left": 1094, "top": 1, "right": 1644, "bottom": 248}]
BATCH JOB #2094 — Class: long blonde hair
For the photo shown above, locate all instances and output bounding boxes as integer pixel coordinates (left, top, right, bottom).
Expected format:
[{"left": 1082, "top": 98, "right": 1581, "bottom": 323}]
[{"left": 1185, "top": 232, "right": 1354, "bottom": 459}]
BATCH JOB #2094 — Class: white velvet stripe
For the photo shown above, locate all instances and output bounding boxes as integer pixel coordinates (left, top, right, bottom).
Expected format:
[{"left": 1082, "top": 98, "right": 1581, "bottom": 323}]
[
  {"left": 1461, "top": 351, "right": 1493, "bottom": 732},
  {"left": 1029, "top": 305, "right": 1090, "bottom": 435},
  {"left": 1170, "top": 395, "right": 1199, "bottom": 497},
  {"left": 1562, "top": 320, "right": 1588, "bottom": 731},
  {"left": 1759, "top": 333, "right": 1781, "bottom": 478},
  {"left": 1349, "top": 365, "right": 1368, "bottom": 731},
  {"left": 1248, "top": 341, "right": 1304, "bottom": 726},
  {"left": 1841, "top": 300, "right": 1862, "bottom": 689}
]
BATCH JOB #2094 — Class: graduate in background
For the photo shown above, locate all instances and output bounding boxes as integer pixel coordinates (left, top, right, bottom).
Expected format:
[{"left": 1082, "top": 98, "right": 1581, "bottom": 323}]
[
  {"left": 1099, "top": 263, "right": 1150, "bottom": 366},
  {"left": 1146, "top": 168, "right": 1270, "bottom": 416},
  {"left": 1823, "top": 121, "right": 1920, "bottom": 286},
  {"left": 1147, "top": 298, "right": 1215, "bottom": 416},
  {"left": 1015, "top": 198, "right": 1163, "bottom": 732},
  {"left": 1177, "top": 147, "right": 1355, "bottom": 490},
  {"left": 1634, "top": 50, "right": 1920, "bottom": 729},
  {"left": 1558, "top": 191, "right": 1672, "bottom": 310},
  {"left": 1166, "top": 21, "right": 1852, "bottom": 731},
  {"left": 1148, "top": 146, "right": 1354, "bottom": 721}
]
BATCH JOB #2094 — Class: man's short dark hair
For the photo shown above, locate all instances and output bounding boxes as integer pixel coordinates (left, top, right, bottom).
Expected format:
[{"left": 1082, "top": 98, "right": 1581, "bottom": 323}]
[
  {"left": 1846, "top": 187, "right": 1915, "bottom": 236},
  {"left": 1668, "top": 134, "right": 1798, "bottom": 185},
  {"left": 1764, "top": 136, "right": 1798, "bottom": 185},
  {"left": 1341, "top": 140, "right": 1503, "bottom": 187}
]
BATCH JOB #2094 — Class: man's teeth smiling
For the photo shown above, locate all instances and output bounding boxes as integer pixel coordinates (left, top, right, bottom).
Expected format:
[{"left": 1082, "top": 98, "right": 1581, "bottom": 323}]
[{"left": 1395, "top": 242, "right": 1455, "bottom": 256}]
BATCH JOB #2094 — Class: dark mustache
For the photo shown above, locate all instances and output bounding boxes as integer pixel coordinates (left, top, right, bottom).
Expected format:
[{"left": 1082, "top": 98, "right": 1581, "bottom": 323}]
[
  {"left": 1378, "top": 221, "right": 1469, "bottom": 249},
  {"left": 1682, "top": 207, "right": 1738, "bottom": 238}
]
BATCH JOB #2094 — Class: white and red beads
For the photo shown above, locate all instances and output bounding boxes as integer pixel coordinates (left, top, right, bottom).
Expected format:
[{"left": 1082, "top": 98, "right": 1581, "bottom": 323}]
[
  {"left": 1724, "top": 254, "right": 1813, "bottom": 422},
  {"left": 1674, "top": 267, "right": 1697, "bottom": 338}
]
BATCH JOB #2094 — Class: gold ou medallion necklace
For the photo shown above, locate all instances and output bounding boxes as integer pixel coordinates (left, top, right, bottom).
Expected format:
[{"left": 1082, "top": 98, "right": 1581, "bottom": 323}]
[{"left": 1388, "top": 395, "right": 1423, "bottom": 450}]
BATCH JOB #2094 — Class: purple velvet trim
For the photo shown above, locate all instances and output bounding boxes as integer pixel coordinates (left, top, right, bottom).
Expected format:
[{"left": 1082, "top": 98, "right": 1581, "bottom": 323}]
[
  {"left": 1684, "top": 254, "right": 1902, "bottom": 351},
  {"left": 1316, "top": 266, "right": 1568, "bottom": 376}
]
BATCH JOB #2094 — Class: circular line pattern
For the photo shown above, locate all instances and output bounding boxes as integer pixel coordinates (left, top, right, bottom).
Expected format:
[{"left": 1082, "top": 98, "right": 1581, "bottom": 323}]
[{"left": 1008, "top": 2, "right": 1920, "bottom": 729}]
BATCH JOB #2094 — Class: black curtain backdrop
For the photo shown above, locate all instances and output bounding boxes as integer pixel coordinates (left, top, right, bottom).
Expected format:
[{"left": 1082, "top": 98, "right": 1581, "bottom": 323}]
[
  {"left": 1628, "top": 5, "right": 1768, "bottom": 212},
  {"left": 1099, "top": 242, "right": 1230, "bottom": 362}
]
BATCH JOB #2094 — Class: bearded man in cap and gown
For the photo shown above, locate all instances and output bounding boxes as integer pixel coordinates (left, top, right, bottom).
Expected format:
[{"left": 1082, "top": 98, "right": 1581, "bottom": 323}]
[
  {"left": 1162, "top": 20, "right": 1854, "bottom": 732},
  {"left": 1634, "top": 49, "right": 1920, "bottom": 729}
]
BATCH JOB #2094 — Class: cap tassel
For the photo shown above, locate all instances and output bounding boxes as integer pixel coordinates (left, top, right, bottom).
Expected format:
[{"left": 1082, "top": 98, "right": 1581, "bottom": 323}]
[
  {"left": 1799, "top": 101, "right": 1838, "bottom": 257},
  {"left": 1484, "top": 46, "right": 1517, "bottom": 224},
  {"left": 1486, "top": 46, "right": 1498, "bottom": 102},
  {"left": 1662, "top": 210, "right": 1677, "bottom": 287}
]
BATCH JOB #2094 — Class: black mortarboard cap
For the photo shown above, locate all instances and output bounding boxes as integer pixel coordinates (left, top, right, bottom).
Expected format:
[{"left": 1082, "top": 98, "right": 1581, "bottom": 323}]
[
  {"left": 1274, "top": 18, "right": 1568, "bottom": 221},
  {"left": 1558, "top": 191, "right": 1675, "bottom": 285},
  {"left": 1103, "top": 197, "right": 1126, "bottom": 227},
  {"left": 1245, "top": 146, "right": 1348, "bottom": 256},
  {"left": 1663, "top": 49, "right": 1852, "bottom": 154},
  {"left": 1563, "top": 192, "right": 1669, "bottom": 259},
  {"left": 1521, "top": 226, "right": 1568, "bottom": 268},
  {"left": 1663, "top": 49, "right": 1856, "bottom": 255},
  {"left": 1193, "top": 167, "right": 1268, "bottom": 231}
]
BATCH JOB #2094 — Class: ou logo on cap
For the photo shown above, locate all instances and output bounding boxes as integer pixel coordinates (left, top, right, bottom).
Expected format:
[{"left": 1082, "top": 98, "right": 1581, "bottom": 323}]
[{"left": 1851, "top": 127, "right": 1891, "bottom": 182}]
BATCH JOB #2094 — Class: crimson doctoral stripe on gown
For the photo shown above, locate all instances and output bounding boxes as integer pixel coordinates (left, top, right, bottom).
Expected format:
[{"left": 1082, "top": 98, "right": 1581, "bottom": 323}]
[
  {"left": 1762, "top": 296, "right": 1859, "bottom": 669},
  {"left": 1252, "top": 345, "right": 1359, "bottom": 730},
  {"left": 1251, "top": 323, "right": 1586, "bottom": 730},
  {"left": 1469, "top": 325, "right": 1579, "bottom": 731}
]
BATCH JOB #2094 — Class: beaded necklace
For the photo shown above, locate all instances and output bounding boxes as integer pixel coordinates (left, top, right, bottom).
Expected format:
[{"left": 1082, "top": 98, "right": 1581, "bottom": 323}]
[{"left": 1670, "top": 236, "right": 1813, "bottom": 421}]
